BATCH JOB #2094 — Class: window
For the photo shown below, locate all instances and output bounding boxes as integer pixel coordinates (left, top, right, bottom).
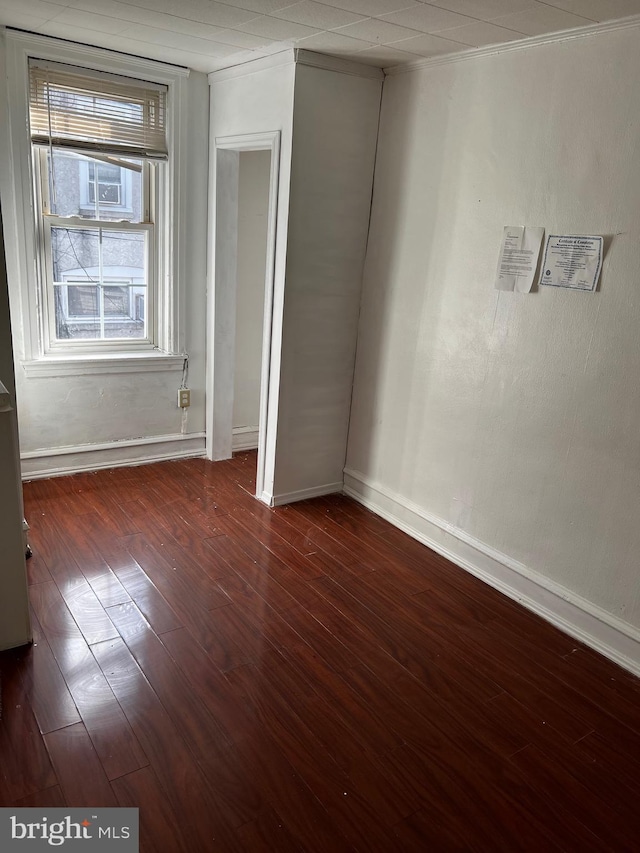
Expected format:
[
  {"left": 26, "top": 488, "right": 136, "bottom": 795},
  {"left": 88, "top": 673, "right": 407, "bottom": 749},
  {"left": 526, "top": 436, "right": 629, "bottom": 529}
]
[
  {"left": 28, "top": 59, "right": 167, "bottom": 352},
  {"left": 87, "top": 162, "right": 122, "bottom": 205}
]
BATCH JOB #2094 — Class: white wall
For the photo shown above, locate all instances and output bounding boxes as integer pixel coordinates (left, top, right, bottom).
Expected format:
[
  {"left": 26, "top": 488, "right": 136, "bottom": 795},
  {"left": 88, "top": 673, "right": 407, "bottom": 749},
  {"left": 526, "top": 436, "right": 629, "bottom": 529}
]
[
  {"left": 0, "top": 201, "right": 31, "bottom": 650},
  {"left": 234, "top": 150, "right": 270, "bottom": 434},
  {"left": 0, "top": 32, "right": 209, "bottom": 477},
  {"left": 272, "top": 61, "right": 381, "bottom": 500},
  {"left": 208, "top": 54, "right": 296, "bottom": 498},
  {"left": 208, "top": 53, "right": 381, "bottom": 504},
  {"left": 347, "top": 26, "right": 640, "bottom": 671}
]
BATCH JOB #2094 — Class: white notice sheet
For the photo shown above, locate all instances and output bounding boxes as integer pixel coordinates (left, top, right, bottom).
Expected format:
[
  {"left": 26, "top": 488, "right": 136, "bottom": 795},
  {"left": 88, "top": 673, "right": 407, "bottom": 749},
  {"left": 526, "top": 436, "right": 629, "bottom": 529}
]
[
  {"left": 539, "top": 235, "right": 603, "bottom": 292},
  {"left": 495, "top": 226, "right": 544, "bottom": 293}
]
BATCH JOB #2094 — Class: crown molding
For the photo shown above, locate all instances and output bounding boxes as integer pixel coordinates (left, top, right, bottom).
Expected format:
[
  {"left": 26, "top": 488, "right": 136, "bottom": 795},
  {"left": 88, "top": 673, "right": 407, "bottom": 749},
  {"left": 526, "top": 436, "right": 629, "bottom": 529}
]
[
  {"left": 209, "top": 46, "right": 384, "bottom": 84},
  {"left": 294, "top": 49, "right": 383, "bottom": 80},
  {"left": 384, "top": 13, "right": 640, "bottom": 76}
]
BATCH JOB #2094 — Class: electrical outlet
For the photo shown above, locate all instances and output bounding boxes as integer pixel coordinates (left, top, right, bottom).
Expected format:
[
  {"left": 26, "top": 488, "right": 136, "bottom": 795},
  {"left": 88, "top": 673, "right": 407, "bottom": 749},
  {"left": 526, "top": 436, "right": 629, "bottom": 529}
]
[{"left": 178, "top": 388, "right": 191, "bottom": 408}]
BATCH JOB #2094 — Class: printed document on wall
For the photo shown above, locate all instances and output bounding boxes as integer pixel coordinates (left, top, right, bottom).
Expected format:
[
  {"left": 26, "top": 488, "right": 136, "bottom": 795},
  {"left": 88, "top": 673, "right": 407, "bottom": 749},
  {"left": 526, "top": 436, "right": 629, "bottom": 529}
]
[
  {"left": 494, "top": 226, "right": 544, "bottom": 293},
  {"left": 539, "top": 235, "right": 603, "bottom": 291}
]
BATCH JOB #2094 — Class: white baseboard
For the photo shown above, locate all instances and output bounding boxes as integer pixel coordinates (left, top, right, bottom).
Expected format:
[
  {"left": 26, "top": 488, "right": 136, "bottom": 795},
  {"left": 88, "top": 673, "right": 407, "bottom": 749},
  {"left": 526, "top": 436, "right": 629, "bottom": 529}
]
[
  {"left": 232, "top": 426, "right": 259, "bottom": 451},
  {"left": 258, "top": 490, "right": 273, "bottom": 506},
  {"left": 343, "top": 467, "right": 640, "bottom": 678},
  {"left": 271, "top": 481, "right": 344, "bottom": 507},
  {"left": 21, "top": 432, "right": 206, "bottom": 480}
]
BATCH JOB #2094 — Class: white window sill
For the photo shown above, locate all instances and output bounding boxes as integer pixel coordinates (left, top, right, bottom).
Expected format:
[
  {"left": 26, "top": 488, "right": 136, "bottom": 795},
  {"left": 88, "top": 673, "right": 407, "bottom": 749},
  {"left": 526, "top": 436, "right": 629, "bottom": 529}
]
[{"left": 22, "top": 352, "right": 186, "bottom": 378}]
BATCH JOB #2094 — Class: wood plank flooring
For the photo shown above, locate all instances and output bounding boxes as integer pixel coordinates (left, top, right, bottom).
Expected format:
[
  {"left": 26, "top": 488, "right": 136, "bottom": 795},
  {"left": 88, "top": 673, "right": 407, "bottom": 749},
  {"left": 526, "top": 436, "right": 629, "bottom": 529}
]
[{"left": 2, "top": 451, "right": 640, "bottom": 850}]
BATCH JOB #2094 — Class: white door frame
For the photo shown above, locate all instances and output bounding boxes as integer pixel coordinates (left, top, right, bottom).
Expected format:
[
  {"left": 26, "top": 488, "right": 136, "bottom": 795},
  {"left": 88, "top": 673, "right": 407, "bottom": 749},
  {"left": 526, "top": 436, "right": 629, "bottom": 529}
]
[{"left": 206, "top": 131, "right": 280, "bottom": 504}]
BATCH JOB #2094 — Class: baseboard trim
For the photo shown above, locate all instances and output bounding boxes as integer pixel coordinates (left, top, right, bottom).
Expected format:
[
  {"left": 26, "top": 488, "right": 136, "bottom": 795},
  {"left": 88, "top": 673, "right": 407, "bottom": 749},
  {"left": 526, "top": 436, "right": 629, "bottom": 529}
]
[
  {"left": 343, "top": 467, "right": 640, "bottom": 678},
  {"left": 232, "top": 426, "right": 259, "bottom": 451},
  {"left": 21, "top": 433, "right": 206, "bottom": 480},
  {"left": 272, "top": 481, "right": 343, "bottom": 507}
]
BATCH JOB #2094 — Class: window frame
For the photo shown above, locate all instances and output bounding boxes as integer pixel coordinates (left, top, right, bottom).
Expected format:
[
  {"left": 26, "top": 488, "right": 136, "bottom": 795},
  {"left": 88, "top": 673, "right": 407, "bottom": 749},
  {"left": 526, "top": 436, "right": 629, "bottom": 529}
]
[
  {"left": 34, "top": 147, "right": 157, "bottom": 353},
  {"left": 0, "top": 30, "right": 190, "bottom": 373},
  {"left": 41, "top": 213, "right": 155, "bottom": 348}
]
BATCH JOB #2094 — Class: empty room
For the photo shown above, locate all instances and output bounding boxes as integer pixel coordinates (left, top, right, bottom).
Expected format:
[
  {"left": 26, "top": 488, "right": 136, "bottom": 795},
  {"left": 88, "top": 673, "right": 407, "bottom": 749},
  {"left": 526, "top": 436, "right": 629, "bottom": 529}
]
[{"left": 1, "top": 0, "right": 640, "bottom": 849}]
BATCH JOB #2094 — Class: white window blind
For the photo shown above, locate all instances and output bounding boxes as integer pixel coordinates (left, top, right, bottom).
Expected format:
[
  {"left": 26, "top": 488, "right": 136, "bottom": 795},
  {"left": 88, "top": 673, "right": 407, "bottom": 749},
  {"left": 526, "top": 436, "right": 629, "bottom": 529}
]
[{"left": 29, "top": 60, "right": 168, "bottom": 160}]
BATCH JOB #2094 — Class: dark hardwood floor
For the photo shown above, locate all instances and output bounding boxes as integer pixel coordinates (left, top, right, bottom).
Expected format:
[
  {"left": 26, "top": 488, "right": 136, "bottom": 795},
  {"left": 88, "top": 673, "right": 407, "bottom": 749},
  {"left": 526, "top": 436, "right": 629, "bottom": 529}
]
[{"left": 2, "top": 451, "right": 640, "bottom": 850}]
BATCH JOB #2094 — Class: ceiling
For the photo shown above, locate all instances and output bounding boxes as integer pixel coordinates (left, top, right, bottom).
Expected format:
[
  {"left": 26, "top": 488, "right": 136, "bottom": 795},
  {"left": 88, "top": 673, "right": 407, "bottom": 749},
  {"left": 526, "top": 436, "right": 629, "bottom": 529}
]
[{"left": 1, "top": 0, "right": 639, "bottom": 73}]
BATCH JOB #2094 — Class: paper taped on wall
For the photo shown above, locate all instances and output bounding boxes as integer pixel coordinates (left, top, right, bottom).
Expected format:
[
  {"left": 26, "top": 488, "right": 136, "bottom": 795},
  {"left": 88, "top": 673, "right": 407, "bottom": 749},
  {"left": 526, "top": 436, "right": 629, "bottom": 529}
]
[
  {"left": 495, "top": 225, "right": 544, "bottom": 293},
  {"left": 539, "top": 235, "right": 603, "bottom": 292}
]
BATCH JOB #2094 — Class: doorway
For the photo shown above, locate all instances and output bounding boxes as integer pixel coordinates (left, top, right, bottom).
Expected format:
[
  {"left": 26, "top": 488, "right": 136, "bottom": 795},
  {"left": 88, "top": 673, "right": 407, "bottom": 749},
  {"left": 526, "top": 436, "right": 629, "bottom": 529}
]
[
  {"left": 233, "top": 149, "right": 271, "bottom": 457},
  {"left": 207, "top": 132, "right": 280, "bottom": 504}
]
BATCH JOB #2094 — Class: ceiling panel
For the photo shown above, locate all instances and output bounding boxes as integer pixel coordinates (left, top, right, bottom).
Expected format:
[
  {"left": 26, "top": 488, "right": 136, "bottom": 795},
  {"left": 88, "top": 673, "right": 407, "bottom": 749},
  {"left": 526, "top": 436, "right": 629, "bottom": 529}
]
[
  {"left": 203, "top": 0, "right": 299, "bottom": 12},
  {"left": 272, "top": 1, "right": 367, "bottom": 28},
  {"left": 333, "top": 17, "right": 426, "bottom": 41},
  {"left": 387, "top": 30, "right": 466, "bottom": 55},
  {"left": 379, "top": 5, "right": 476, "bottom": 31},
  {"left": 296, "top": 30, "right": 374, "bottom": 51},
  {"left": 543, "top": 0, "right": 640, "bottom": 19},
  {"left": 436, "top": 20, "right": 527, "bottom": 46},
  {"left": 67, "top": 0, "right": 230, "bottom": 39},
  {"left": 490, "top": 6, "right": 596, "bottom": 35},
  {"left": 321, "top": 0, "right": 421, "bottom": 15},
  {"left": 354, "top": 43, "right": 422, "bottom": 62},
  {"left": 122, "top": 24, "right": 245, "bottom": 54},
  {"left": 206, "top": 28, "right": 274, "bottom": 48},
  {"left": 424, "top": 0, "right": 540, "bottom": 19},
  {"left": 235, "top": 14, "right": 323, "bottom": 38},
  {"left": 0, "top": 0, "right": 638, "bottom": 73},
  {"left": 45, "top": 7, "right": 130, "bottom": 33}
]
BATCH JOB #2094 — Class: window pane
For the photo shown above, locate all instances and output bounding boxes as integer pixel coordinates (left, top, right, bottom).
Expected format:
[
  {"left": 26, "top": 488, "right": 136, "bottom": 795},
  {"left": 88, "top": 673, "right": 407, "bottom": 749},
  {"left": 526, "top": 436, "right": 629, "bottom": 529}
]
[
  {"left": 51, "top": 224, "right": 148, "bottom": 342},
  {"left": 53, "top": 284, "right": 99, "bottom": 339},
  {"left": 48, "top": 151, "right": 143, "bottom": 222},
  {"left": 68, "top": 284, "right": 98, "bottom": 317},
  {"left": 51, "top": 226, "right": 147, "bottom": 286},
  {"left": 103, "top": 285, "right": 129, "bottom": 317},
  {"left": 103, "top": 286, "right": 146, "bottom": 339},
  {"left": 54, "top": 282, "right": 146, "bottom": 340},
  {"left": 102, "top": 230, "right": 147, "bottom": 277},
  {"left": 52, "top": 226, "right": 100, "bottom": 282}
]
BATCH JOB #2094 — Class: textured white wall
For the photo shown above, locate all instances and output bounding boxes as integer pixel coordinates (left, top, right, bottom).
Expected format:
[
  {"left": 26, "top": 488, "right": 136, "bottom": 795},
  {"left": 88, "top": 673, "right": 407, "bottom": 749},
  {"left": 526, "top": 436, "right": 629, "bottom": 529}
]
[
  {"left": 234, "top": 150, "right": 270, "bottom": 431},
  {"left": 347, "top": 27, "right": 640, "bottom": 633},
  {"left": 273, "top": 63, "right": 381, "bottom": 498}
]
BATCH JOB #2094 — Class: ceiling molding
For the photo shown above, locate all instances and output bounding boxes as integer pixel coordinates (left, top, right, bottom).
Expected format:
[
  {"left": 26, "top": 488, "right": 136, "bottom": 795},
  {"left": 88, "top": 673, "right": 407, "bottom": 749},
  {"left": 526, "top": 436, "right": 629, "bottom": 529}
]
[
  {"left": 384, "top": 13, "right": 640, "bottom": 76},
  {"left": 294, "top": 49, "right": 383, "bottom": 80},
  {"left": 208, "top": 45, "right": 384, "bottom": 84}
]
